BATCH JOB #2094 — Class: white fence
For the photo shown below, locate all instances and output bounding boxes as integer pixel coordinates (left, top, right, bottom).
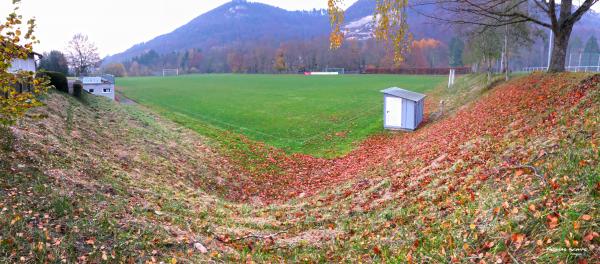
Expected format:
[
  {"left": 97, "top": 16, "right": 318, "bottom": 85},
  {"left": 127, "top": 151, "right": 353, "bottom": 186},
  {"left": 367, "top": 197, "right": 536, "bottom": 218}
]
[{"left": 522, "top": 66, "right": 600, "bottom": 73}]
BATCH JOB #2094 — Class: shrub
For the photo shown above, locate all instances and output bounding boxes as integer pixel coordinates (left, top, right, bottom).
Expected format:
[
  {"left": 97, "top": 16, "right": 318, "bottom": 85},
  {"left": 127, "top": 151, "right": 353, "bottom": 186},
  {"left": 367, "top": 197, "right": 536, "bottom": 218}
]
[
  {"left": 73, "top": 82, "right": 83, "bottom": 98},
  {"left": 39, "top": 71, "right": 68, "bottom": 93}
]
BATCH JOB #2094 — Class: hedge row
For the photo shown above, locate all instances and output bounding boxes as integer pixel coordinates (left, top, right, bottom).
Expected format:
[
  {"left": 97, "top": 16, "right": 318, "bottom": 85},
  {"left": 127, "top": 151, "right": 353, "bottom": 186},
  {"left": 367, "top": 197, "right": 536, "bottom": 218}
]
[{"left": 38, "top": 71, "right": 68, "bottom": 93}]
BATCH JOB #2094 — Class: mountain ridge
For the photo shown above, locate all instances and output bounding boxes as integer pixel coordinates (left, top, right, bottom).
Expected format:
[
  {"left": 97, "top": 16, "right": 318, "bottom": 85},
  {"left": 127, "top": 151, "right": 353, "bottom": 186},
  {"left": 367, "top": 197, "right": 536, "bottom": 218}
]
[{"left": 104, "top": 0, "right": 600, "bottom": 65}]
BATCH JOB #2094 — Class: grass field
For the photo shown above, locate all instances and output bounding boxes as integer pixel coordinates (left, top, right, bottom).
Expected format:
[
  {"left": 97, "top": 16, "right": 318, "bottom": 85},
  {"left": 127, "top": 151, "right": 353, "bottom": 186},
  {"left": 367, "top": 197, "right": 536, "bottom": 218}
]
[{"left": 117, "top": 74, "right": 446, "bottom": 157}]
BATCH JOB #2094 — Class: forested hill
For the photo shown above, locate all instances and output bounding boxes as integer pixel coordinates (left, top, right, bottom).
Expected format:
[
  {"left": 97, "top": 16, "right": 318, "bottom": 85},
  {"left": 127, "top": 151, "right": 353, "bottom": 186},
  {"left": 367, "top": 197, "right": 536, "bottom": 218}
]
[
  {"left": 103, "top": 1, "right": 330, "bottom": 64},
  {"left": 103, "top": 0, "right": 454, "bottom": 64},
  {"left": 103, "top": 0, "right": 600, "bottom": 73}
]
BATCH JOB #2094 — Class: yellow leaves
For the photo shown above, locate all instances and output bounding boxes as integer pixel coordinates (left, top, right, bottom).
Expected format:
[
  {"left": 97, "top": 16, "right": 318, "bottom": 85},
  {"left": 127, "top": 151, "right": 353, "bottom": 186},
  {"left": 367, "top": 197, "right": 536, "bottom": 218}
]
[
  {"left": 373, "top": 0, "right": 411, "bottom": 63},
  {"left": 10, "top": 214, "right": 21, "bottom": 225},
  {"left": 327, "top": 0, "right": 345, "bottom": 50},
  {"left": 462, "top": 242, "right": 470, "bottom": 251},
  {"left": 328, "top": 0, "right": 410, "bottom": 63},
  {"left": 36, "top": 241, "right": 44, "bottom": 251},
  {"left": 1, "top": 0, "right": 47, "bottom": 125}
]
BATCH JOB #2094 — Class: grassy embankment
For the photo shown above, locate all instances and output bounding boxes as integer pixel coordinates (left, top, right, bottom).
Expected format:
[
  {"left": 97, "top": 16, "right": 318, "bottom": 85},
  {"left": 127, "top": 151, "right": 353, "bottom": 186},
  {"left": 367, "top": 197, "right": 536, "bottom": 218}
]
[{"left": 0, "top": 73, "right": 597, "bottom": 263}]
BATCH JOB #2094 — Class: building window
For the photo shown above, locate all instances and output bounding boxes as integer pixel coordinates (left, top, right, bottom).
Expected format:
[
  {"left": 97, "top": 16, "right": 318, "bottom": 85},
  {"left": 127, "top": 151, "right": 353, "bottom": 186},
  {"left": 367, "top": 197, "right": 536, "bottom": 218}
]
[
  {"left": 89, "top": 89, "right": 94, "bottom": 93},
  {"left": 103, "top": 88, "right": 111, "bottom": 93}
]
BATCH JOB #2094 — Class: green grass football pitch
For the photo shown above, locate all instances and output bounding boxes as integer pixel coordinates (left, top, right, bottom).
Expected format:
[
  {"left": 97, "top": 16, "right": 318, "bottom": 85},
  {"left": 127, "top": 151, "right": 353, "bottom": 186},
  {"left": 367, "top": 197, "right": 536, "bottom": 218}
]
[{"left": 117, "top": 74, "right": 445, "bottom": 157}]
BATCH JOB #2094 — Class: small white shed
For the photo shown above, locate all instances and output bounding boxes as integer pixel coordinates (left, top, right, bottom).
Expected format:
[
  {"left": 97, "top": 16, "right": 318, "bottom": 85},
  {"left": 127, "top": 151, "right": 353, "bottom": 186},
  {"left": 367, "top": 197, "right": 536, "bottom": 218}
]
[{"left": 381, "top": 87, "right": 426, "bottom": 131}]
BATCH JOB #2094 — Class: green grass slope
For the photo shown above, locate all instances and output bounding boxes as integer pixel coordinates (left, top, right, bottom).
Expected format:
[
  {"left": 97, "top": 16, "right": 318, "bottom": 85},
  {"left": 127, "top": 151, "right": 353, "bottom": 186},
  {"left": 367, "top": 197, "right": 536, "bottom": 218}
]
[
  {"left": 117, "top": 74, "right": 445, "bottom": 157},
  {"left": 1, "top": 73, "right": 598, "bottom": 263}
]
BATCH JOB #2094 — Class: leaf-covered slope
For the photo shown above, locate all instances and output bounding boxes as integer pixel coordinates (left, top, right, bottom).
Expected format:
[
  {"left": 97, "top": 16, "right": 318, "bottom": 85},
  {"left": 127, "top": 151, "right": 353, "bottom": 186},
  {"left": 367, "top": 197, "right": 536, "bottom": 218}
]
[{"left": 1, "top": 73, "right": 598, "bottom": 263}]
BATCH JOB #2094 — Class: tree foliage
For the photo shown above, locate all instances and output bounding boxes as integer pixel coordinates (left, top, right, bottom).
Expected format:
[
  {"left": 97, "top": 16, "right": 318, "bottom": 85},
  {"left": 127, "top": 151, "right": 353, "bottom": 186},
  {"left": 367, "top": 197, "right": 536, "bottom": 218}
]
[
  {"left": 0, "top": 0, "right": 49, "bottom": 126},
  {"left": 583, "top": 35, "right": 599, "bottom": 66},
  {"left": 448, "top": 37, "right": 464, "bottom": 67},
  {"left": 273, "top": 47, "right": 286, "bottom": 72},
  {"left": 102, "top": 63, "right": 127, "bottom": 77},
  {"left": 66, "top": 33, "right": 100, "bottom": 76},
  {"left": 464, "top": 29, "right": 502, "bottom": 73},
  {"left": 328, "top": 0, "right": 411, "bottom": 64},
  {"left": 39, "top": 50, "right": 69, "bottom": 75},
  {"left": 424, "top": 0, "right": 599, "bottom": 72}
]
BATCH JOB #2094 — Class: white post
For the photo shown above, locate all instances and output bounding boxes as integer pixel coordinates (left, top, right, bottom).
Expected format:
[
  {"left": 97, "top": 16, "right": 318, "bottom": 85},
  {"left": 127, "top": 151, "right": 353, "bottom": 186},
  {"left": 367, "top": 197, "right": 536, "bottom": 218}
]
[
  {"left": 547, "top": 29, "right": 553, "bottom": 70},
  {"left": 452, "top": 70, "right": 455, "bottom": 86},
  {"left": 597, "top": 54, "right": 600, "bottom": 72},
  {"left": 448, "top": 69, "right": 455, "bottom": 88}
]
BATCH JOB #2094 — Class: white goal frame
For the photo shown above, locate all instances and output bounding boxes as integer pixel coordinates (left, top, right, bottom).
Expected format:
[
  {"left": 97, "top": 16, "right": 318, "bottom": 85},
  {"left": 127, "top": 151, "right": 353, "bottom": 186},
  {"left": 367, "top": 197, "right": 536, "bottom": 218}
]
[
  {"left": 162, "top": 68, "right": 179, "bottom": 77},
  {"left": 324, "top": 67, "right": 345, "bottom": 74}
]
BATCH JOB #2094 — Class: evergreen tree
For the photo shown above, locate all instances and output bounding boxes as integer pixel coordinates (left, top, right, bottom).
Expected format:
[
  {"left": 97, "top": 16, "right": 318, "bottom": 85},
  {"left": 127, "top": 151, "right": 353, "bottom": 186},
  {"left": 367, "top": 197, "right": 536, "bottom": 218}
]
[
  {"left": 448, "top": 37, "right": 464, "bottom": 67},
  {"left": 583, "top": 36, "right": 599, "bottom": 66},
  {"left": 39, "top": 50, "right": 69, "bottom": 75}
]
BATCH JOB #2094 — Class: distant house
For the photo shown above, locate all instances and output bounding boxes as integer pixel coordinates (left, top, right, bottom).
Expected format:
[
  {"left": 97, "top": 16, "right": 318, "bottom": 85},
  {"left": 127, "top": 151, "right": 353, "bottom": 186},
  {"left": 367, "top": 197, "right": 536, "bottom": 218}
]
[
  {"left": 8, "top": 52, "right": 42, "bottom": 74},
  {"left": 7, "top": 52, "right": 43, "bottom": 93},
  {"left": 80, "top": 75, "right": 115, "bottom": 100},
  {"left": 381, "top": 87, "right": 426, "bottom": 131}
]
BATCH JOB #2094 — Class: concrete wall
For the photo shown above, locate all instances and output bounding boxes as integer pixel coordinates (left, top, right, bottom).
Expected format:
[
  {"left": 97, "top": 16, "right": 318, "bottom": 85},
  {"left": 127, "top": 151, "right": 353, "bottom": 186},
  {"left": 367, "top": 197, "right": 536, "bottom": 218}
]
[{"left": 82, "top": 83, "right": 115, "bottom": 100}]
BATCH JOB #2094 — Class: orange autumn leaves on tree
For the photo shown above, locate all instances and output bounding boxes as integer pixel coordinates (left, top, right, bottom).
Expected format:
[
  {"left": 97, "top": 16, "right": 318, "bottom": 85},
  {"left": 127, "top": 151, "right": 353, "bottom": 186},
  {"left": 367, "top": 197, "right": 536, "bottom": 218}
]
[
  {"left": 328, "top": 0, "right": 411, "bottom": 63},
  {"left": 409, "top": 38, "right": 442, "bottom": 68},
  {"left": 1, "top": 0, "right": 49, "bottom": 125}
]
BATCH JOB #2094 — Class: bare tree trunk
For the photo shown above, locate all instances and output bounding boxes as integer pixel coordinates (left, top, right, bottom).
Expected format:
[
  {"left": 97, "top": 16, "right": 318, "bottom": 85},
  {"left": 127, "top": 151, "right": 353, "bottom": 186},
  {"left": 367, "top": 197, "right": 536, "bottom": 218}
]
[
  {"left": 548, "top": 27, "right": 573, "bottom": 72},
  {"left": 504, "top": 24, "right": 509, "bottom": 81}
]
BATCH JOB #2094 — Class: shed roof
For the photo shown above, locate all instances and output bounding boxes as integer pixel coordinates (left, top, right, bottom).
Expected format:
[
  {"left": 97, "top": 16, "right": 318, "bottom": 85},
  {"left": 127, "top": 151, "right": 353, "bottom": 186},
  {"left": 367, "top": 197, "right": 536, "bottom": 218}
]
[{"left": 381, "top": 87, "right": 426, "bottom": 102}]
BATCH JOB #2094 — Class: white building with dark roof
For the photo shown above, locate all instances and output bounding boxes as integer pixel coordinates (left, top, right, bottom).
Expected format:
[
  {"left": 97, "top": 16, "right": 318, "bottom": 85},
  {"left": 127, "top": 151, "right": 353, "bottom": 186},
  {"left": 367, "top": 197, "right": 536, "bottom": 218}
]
[
  {"left": 8, "top": 52, "right": 42, "bottom": 73},
  {"left": 80, "top": 75, "right": 115, "bottom": 100}
]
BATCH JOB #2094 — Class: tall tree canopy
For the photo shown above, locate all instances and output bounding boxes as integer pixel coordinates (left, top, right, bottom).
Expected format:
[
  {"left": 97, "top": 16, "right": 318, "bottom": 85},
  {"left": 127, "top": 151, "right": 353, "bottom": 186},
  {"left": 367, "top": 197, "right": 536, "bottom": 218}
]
[
  {"left": 423, "top": 0, "right": 598, "bottom": 72},
  {"left": 448, "top": 37, "right": 464, "bottom": 67},
  {"left": 328, "top": 0, "right": 599, "bottom": 72},
  {"left": 39, "top": 50, "right": 69, "bottom": 75},
  {"left": 66, "top": 33, "right": 100, "bottom": 76}
]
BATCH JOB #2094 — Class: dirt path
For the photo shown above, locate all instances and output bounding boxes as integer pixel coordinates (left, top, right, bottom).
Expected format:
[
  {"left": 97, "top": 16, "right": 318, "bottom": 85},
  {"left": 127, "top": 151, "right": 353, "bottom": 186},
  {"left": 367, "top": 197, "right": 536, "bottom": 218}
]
[{"left": 115, "top": 92, "right": 137, "bottom": 105}]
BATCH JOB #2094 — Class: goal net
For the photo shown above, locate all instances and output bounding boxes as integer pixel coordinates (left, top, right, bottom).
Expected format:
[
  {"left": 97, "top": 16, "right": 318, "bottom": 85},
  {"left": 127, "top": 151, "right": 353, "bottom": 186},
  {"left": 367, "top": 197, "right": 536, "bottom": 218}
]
[
  {"left": 162, "top": 69, "right": 179, "bottom": 77},
  {"left": 325, "top": 68, "right": 345, "bottom": 74}
]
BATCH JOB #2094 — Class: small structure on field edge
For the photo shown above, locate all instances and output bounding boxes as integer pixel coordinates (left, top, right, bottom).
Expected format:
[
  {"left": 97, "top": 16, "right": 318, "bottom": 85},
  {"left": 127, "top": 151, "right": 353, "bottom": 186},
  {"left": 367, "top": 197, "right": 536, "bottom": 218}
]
[
  {"left": 381, "top": 87, "right": 426, "bottom": 131},
  {"left": 79, "top": 75, "right": 115, "bottom": 100}
]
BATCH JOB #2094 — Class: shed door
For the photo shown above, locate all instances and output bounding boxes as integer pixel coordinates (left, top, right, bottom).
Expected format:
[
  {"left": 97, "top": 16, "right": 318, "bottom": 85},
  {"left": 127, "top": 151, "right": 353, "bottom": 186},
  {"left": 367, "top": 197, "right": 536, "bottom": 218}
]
[{"left": 385, "top": 96, "right": 403, "bottom": 127}]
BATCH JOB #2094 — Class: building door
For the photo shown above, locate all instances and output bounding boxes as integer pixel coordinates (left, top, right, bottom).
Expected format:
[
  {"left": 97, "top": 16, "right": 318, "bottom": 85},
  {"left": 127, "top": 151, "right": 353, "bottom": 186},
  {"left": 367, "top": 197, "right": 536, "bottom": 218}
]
[{"left": 385, "top": 96, "right": 403, "bottom": 128}]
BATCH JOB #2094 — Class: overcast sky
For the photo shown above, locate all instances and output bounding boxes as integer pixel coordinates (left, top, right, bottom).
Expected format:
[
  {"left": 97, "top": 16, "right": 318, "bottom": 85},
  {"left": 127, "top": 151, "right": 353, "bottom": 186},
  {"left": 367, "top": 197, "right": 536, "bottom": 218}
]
[
  {"left": 0, "top": 0, "right": 357, "bottom": 57},
  {"left": 2, "top": 0, "right": 598, "bottom": 57}
]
